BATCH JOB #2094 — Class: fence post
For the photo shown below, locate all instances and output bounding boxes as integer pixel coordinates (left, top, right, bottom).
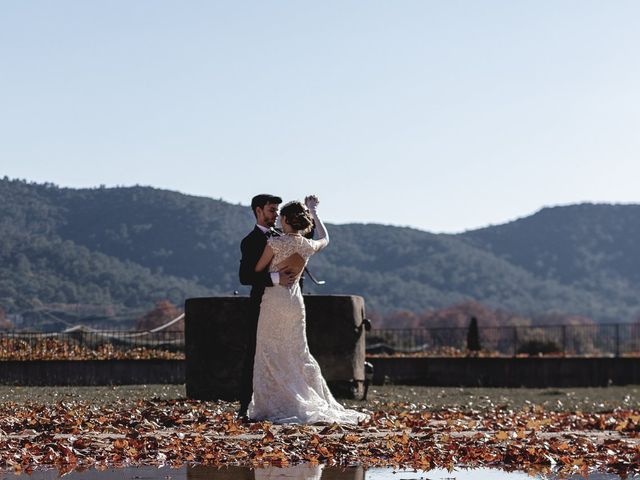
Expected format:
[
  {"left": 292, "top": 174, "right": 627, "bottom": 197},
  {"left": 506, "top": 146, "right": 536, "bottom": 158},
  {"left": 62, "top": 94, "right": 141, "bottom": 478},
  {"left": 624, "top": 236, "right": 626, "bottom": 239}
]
[{"left": 615, "top": 324, "right": 620, "bottom": 358}]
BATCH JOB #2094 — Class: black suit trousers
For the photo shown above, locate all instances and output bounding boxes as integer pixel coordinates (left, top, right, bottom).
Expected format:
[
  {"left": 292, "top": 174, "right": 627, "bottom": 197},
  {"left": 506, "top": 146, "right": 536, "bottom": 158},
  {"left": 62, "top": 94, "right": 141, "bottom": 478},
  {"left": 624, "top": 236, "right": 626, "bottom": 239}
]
[{"left": 238, "top": 294, "right": 261, "bottom": 413}]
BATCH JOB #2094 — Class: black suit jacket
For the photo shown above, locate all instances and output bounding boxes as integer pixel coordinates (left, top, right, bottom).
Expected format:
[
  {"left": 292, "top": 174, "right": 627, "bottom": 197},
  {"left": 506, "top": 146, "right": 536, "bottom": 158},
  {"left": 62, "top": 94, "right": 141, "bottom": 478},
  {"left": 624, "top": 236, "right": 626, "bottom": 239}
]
[{"left": 239, "top": 226, "right": 273, "bottom": 304}]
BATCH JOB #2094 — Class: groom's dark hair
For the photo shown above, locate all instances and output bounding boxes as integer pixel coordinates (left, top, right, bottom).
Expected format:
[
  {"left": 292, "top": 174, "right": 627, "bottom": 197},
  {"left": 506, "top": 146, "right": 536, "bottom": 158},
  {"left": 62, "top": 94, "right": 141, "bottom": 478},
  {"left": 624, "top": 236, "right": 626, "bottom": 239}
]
[{"left": 251, "top": 194, "right": 282, "bottom": 217}]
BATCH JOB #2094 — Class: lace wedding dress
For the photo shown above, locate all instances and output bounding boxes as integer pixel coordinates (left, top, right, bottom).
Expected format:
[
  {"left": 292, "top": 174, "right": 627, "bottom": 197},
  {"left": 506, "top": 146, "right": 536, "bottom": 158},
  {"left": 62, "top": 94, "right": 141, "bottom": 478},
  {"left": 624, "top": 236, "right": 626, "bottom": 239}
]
[{"left": 247, "top": 234, "right": 367, "bottom": 424}]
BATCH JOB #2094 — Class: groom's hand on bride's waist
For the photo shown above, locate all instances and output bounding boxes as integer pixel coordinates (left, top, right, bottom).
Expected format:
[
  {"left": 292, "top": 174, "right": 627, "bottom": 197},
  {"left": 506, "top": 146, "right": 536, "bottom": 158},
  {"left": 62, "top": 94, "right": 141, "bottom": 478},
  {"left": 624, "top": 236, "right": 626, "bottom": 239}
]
[
  {"left": 275, "top": 253, "right": 305, "bottom": 287},
  {"left": 278, "top": 268, "right": 296, "bottom": 287}
]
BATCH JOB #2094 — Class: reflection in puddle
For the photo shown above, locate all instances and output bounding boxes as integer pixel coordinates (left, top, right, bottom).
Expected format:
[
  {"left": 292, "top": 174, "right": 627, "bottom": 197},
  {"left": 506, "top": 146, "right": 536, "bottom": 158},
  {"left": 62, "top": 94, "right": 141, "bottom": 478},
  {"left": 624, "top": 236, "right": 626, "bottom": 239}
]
[{"left": 1, "top": 464, "right": 637, "bottom": 480}]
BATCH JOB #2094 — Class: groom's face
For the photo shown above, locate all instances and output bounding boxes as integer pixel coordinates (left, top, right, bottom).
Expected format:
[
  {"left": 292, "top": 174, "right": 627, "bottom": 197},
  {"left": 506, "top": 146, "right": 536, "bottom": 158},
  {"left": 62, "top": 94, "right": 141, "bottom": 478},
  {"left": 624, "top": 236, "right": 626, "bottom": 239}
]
[{"left": 257, "top": 202, "right": 280, "bottom": 228}]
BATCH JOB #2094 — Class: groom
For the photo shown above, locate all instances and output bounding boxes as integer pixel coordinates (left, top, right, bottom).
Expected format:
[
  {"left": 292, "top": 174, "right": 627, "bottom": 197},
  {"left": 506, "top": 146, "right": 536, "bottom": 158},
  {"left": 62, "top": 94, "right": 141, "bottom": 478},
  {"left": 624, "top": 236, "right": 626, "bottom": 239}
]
[{"left": 237, "top": 194, "right": 297, "bottom": 420}]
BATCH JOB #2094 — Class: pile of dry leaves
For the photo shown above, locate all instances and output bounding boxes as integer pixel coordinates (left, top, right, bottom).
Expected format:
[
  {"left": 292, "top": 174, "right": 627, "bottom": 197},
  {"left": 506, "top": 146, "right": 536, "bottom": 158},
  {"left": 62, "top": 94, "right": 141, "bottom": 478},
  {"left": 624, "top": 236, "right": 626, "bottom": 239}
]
[
  {"left": 0, "top": 399, "right": 638, "bottom": 477},
  {"left": 0, "top": 337, "right": 184, "bottom": 360}
]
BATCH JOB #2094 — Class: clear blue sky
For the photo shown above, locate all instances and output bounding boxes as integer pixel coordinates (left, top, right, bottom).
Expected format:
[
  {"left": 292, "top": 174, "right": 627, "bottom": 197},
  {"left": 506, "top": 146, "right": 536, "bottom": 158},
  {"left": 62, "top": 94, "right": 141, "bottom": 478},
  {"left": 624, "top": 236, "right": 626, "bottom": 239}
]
[{"left": 2, "top": 1, "right": 639, "bottom": 232}]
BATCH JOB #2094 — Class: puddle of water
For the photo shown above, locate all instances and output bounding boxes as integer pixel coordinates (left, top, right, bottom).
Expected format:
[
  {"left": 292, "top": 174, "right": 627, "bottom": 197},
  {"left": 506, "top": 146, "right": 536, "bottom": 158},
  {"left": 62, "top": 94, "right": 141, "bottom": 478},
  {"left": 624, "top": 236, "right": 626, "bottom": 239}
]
[{"left": 1, "top": 464, "right": 636, "bottom": 480}]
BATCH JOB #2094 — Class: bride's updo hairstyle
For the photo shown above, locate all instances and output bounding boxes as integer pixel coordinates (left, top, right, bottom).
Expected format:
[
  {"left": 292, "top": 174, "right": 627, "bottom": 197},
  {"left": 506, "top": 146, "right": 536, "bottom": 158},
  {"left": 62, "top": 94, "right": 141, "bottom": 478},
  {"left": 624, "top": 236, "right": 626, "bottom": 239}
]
[{"left": 281, "top": 201, "right": 313, "bottom": 234}]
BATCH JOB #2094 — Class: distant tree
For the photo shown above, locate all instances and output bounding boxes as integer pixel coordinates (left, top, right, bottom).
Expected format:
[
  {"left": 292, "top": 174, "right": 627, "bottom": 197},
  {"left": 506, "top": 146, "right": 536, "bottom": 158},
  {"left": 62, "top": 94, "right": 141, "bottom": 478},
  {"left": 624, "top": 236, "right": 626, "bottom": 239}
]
[
  {"left": 135, "top": 300, "right": 183, "bottom": 331},
  {"left": 381, "top": 310, "right": 420, "bottom": 328},
  {"left": 416, "top": 301, "right": 529, "bottom": 329},
  {"left": 466, "top": 316, "right": 481, "bottom": 352},
  {"left": 0, "top": 307, "right": 13, "bottom": 330}
]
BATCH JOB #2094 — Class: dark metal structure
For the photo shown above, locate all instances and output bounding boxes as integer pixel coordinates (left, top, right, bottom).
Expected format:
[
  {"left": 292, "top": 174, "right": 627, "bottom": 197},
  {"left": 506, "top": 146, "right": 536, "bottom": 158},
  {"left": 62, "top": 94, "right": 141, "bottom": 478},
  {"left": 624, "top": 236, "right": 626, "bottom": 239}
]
[{"left": 184, "top": 295, "right": 369, "bottom": 400}]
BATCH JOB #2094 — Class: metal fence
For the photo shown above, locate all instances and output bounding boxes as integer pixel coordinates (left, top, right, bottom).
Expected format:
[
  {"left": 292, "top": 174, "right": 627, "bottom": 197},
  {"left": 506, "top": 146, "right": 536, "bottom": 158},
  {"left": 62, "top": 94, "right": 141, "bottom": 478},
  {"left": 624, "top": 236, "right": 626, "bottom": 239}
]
[
  {"left": 366, "top": 323, "right": 640, "bottom": 357},
  {"left": 2, "top": 323, "right": 640, "bottom": 359}
]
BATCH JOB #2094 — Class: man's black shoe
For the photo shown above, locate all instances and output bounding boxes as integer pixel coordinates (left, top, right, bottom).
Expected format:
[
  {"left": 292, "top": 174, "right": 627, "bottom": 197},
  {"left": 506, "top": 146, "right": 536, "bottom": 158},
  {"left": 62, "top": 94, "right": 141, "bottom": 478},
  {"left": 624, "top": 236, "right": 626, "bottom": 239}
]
[{"left": 237, "top": 414, "right": 252, "bottom": 424}]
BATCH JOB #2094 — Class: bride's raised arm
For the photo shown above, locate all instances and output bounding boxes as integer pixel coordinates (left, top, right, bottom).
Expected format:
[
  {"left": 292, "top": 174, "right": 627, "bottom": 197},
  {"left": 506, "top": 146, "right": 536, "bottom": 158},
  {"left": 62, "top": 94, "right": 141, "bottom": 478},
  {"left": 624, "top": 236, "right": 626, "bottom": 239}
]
[
  {"left": 254, "top": 244, "right": 275, "bottom": 272},
  {"left": 306, "top": 195, "right": 329, "bottom": 252}
]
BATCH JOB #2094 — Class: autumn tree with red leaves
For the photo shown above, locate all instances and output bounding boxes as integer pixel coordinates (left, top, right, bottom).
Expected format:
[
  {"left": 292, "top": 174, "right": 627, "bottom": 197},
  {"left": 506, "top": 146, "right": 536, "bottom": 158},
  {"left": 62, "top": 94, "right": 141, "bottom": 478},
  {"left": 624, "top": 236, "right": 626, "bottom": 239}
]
[
  {"left": 0, "top": 307, "right": 13, "bottom": 330},
  {"left": 135, "top": 300, "right": 183, "bottom": 331}
]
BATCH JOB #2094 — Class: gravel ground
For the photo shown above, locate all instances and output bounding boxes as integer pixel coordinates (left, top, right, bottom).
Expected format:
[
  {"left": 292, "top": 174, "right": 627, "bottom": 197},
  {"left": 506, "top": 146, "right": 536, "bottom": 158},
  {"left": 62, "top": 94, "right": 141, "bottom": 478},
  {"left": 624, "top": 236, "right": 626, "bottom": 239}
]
[{"left": 0, "top": 384, "right": 637, "bottom": 412}]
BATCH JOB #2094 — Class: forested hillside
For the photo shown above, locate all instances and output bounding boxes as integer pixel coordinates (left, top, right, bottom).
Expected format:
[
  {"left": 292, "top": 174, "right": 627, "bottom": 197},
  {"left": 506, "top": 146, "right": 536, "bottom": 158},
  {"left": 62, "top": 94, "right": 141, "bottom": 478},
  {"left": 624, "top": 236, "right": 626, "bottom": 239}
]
[
  {"left": 1, "top": 178, "right": 639, "bottom": 328},
  {"left": 462, "top": 204, "right": 640, "bottom": 321}
]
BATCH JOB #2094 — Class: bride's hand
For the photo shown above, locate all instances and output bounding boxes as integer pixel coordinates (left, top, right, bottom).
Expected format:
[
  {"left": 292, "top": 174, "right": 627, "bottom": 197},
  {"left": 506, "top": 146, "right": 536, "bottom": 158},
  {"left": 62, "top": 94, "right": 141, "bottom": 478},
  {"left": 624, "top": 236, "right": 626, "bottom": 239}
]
[
  {"left": 305, "top": 195, "right": 319, "bottom": 212},
  {"left": 304, "top": 194, "right": 329, "bottom": 248}
]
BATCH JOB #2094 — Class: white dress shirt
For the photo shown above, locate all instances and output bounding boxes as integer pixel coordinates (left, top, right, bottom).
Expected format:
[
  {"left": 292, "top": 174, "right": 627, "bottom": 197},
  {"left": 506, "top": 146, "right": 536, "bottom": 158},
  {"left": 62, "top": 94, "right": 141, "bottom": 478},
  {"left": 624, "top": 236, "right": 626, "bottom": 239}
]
[{"left": 255, "top": 224, "right": 280, "bottom": 285}]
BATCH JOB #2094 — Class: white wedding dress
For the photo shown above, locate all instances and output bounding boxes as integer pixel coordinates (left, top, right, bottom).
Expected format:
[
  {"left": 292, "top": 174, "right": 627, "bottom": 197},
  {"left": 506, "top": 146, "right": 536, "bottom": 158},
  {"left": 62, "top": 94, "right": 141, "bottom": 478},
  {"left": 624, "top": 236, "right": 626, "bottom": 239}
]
[{"left": 247, "top": 233, "right": 367, "bottom": 424}]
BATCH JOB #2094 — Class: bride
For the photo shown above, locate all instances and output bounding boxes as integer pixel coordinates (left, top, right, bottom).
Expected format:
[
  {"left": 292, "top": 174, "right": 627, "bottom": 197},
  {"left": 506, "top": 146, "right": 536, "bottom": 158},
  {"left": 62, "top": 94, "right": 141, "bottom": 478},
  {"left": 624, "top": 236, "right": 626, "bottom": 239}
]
[{"left": 247, "top": 196, "right": 368, "bottom": 424}]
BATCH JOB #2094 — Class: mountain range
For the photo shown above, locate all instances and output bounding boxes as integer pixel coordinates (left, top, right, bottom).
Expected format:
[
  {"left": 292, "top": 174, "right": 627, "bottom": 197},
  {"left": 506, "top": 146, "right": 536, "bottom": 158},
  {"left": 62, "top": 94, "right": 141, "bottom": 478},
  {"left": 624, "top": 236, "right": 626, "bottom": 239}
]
[{"left": 1, "top": 177, "right": 639, "bottom": 328}]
